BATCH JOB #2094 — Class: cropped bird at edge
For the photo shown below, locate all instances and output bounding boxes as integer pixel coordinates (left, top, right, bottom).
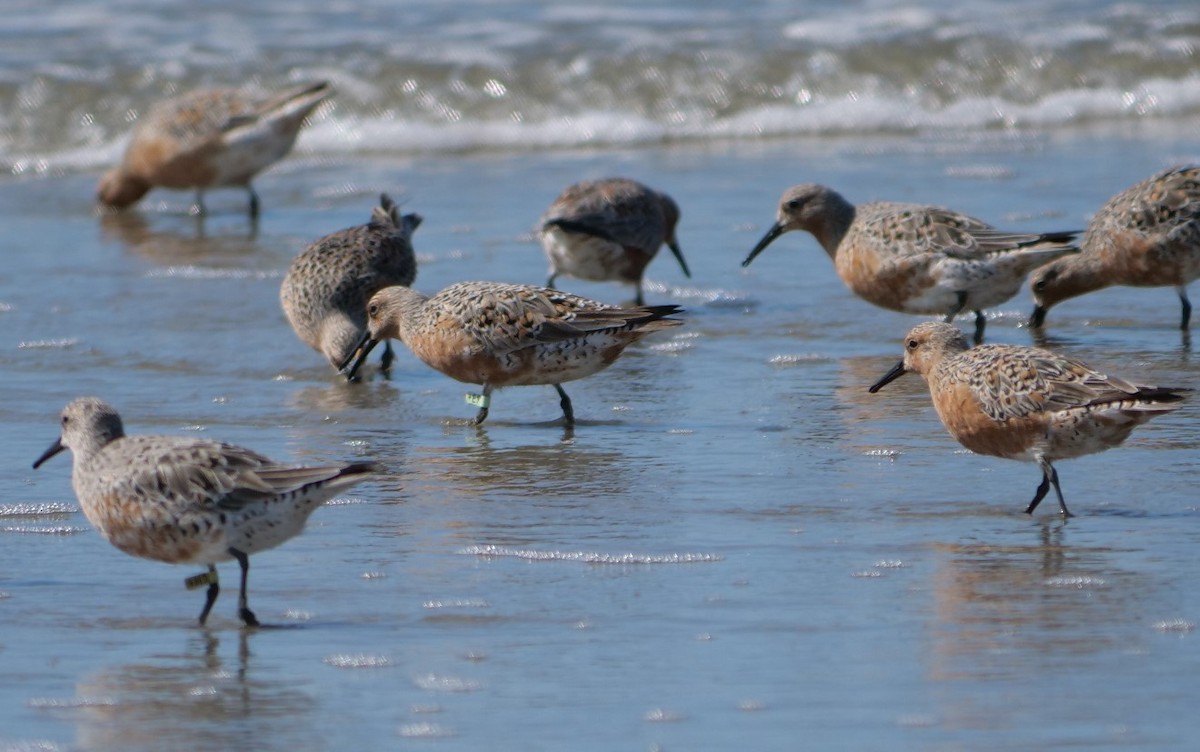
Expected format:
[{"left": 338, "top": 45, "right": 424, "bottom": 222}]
[
  {"left": 1029, "top": 165, "right": 1200, "bottom": 331},
  {"left": 869, "top": 322, "right": 1188, "bottom": 517},
  {"left": 742, "top": 184, "right": 1079, "bottom": 343},
  {"left": 281, "top": 193, "right": 421, "bottom": 377},
  {"left": 539, "top": 178, "right": 690, "bottom": 305},
  {"left": 32, "top": 397, "right": 377, "bottom": 627},
  {"left": 98, "top": 81, "right": 333, "bottom": 217},
  {"left": 340, "top": 281, "right": 683, "bottom": 427}
]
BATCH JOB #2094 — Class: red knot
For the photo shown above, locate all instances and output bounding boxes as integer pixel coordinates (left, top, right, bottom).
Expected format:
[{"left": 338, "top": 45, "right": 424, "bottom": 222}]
[
  {"left": 32, "top": 397, "right": 377, "bottom": 626},
  {"left": 98, "top": 81, "right": 333, "bottom": 218},
  {"left": 743, "top": 184, "right": 1079, "bottom": 343},
  {"left": 340, "top": 281, "right": 683, "bottom": 427},
  {"left": 540, "top": 178, "right": 690, "bottom": 305},
  {"left": 281, "top": 194, "right": 421, "bottom": 377},
  {"left": 1030, "top": 165, "right": 1200, "bottom": 331},
  {"left": 869, "top": 322, "right": 1188, "bottom": 516}
]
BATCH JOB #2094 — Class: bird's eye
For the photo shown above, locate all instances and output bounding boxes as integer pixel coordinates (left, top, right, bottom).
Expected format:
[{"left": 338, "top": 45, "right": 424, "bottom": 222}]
[
  {"left": 907, "top": 339, "right": 920, "bottom": 350},
  {"left": 1034, "top": 270, "right": 1057, "bottom": 291},
  {"left": 786, "top": 198, "right": 803, "bottom": 210},
  {"left": 61, "top": 415, "right": 70, "bottom": 426},
  {"left": 368, "top": 303, "right": 379, "bottom": 317}
]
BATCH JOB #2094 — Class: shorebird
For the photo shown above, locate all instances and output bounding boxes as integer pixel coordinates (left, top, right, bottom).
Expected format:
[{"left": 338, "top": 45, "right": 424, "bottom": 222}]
[
  {"left": 540, "top": 178, "right": 690, "bottom": 305},
  {"left": 281, "top": 194, "right": 421, "bottom": 376},
  {"left": 869, "top": 322, "right": 1188, "bottom": 516},
  {"left": 340, "top": 281, "right": 683, "bottom": 426},
  {"left": 1029, "top": 165, "right": 1200, "bottom": 330},
  {"left": 32, "top": 397, "right": 377, "bottom": 626},
  {"left": 742, "top": 184, "right": 1079, "bottom": 343},
  {"left": 98, "top": 81, "right": 333, "bottom": 217}
]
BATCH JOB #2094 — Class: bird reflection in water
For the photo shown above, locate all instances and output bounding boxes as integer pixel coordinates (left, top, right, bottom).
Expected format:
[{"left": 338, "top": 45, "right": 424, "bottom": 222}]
[
  {"left": 98, "top": 210, "right": 261, "bottom": 264},
  {"left": 68, "top": 630, "right": 318, "bottom": 751}
]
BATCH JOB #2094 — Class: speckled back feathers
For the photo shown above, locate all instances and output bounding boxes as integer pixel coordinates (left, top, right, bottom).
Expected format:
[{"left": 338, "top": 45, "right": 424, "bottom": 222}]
[{"left": 281, "top": 194, "right": 421, "bottom": 368}]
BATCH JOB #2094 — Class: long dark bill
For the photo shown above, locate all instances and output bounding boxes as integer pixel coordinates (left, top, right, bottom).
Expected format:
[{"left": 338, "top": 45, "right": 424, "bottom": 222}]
[
  {"left": 338, "top": 331, "right": 381, "bottom": 381},
  {"left": 741, "top": 222, "right": 785, "bottom": 268},
  {"left": 32, "top": 438, "right": 65, "bottom": 469},
  {"left": 668, "top": 240, "right": 691, "bottom": 278},
  {"left": 868, "top": 360, "right": 907, "bottom": 393},
  {"left": 1028, "top": 305, "right": 1048, "bottom": 328}
]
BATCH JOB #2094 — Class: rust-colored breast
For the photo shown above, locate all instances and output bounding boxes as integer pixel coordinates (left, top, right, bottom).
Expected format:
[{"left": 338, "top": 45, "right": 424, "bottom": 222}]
[
  {"left": 90, "top": 491, "right": 219, "bottom": 564},
  {"left": 837, "top": 236, "right": 931, "bottom": 312},
  {"left": 931, "top": 380, "right": 1043, "bottom": 459}
]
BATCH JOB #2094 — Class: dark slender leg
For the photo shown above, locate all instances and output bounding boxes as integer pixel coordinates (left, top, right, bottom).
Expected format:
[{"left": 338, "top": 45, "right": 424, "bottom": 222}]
[
  {"left": 194, "top": 190, "right": 208, "bottom": 217},
  {"left": 197, "top": 564, "right": 220, "bottom": 626},
  {"left": 1178, "top": 287, "right": 1191, "bottom": 330},
  {"left": 634, "top": 284, "right": 645, "bottom": 306},
  {"left": 1047, "top": 464, "right": 1072, "bottom": 518},
  {"left": 1029, "top": 459, "right": 1072, "bottom": 517},
  {"left": 546, "top": 273, "right": 558, "bottom": 288},
  {"left": 1024, "top": 474, "right": 1051, "bottom": 515},
  {"left": 471, "top": 384, "right": 493, "bottom": 426},
  {"left": 943, "top": 292, "right": 967, "bottom": 322},
  {"left": 942, "top": 294, "right": 983, "bottom": 344},
  {"left": 247, "top": 185, "right": 261, "bottom": 219},
  {"left": 229, "top": 548, "right": 260, "bottom": 627},
  {"left": 555, "top": 384, "right": 575, "bottom": 427},
  {"left": 380, "top": 341, "right": 395, "bottom": 377}
]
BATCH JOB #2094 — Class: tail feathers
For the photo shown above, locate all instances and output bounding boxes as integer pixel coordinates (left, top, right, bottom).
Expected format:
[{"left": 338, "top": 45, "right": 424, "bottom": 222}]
[
  {"left": 1015, "top": 243, "right": 1080, "bottom": 269},
  {"left": 371, "top": 193, "right": 422, "bottom": 235},
  {"left": 253, "top": 460, "right": 380, "bottom": 494},
  {"left": 543, "top": 218, "right": 618, "bottom": 244},
  {"left": 979, "top": 231, "right": 1080, "bottom": 270},
  {"left": 537, "top": 304, "right": 683, "bottom": 341},
  {"left": 1090, "top": 386, "right": 1191, "bottom": 414},
  {"left": 372, "top": 194, "right": 400, "bottom": 226},
  {"left": 1128, "top": 386, "right": 1191, "bottom": 406},
  {"left": 268, "top": 80, "right": 334, "bottom": 111},
  {"left": 336, "top": 461, "right": 382, "bottom": 479},
  {"left": 974, "top": 229, "right": 1080, "bottom": 255},
  {"left": 1024, "top": 230, "right": 1082, "bottom": 247},
  {"left": 255, "top": 81, "right": 334, "bottom": 127}
]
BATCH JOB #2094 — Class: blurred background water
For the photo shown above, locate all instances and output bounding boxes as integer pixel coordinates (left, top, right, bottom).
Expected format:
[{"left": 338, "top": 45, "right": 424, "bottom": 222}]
[{"left": 2, "top": 1, "right": 1200, "bottom": 750}]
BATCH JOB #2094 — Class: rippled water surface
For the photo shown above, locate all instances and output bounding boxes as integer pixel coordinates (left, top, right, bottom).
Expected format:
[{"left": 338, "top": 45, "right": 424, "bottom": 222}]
[
  {"left": 3, "top": 1, "right": 1200, "bottom": 750},
  {"left": 2, "top": 128, "right": 1198, "bottom": 752}
]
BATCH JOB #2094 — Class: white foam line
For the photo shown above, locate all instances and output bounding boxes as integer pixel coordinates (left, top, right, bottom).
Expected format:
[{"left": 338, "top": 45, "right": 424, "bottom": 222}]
[{"left": 460, "top": 545, "right": 722, "bottom": 564}]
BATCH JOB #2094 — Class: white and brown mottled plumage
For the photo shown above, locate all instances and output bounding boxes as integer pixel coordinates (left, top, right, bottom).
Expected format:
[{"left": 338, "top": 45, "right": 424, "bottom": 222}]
[
  {"left": 32, "top": 397, "right": 377, "bottom": 626},
  {"left": 869, "top": 322, "right": 1188, "bottom": 516},
  {"left": 1030, "top": 165, "right": 1200, "bottom": 330},
  {"left": 742, "top": 184, "right": 1079, "bottom": 343},
  {"left": 340, "top": 281, "right": 683, "bottom": 426},
  {"left": 97, "top": 81, "right": 333, "bottom": 217},
  {"left": 540, "top": 178, "right": 690, "bottom": 305},
  {"left": 280, "top": 194, "right": 421, "bottom": 376}
]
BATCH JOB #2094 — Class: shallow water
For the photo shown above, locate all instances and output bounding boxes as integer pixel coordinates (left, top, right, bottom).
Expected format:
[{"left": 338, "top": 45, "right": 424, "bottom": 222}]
[
  {"left": 4, "top": 1, "right": 1200, "bottom": 748},
  {"left": 2, "top": 125, "right": 1200, "bottom": 751}
]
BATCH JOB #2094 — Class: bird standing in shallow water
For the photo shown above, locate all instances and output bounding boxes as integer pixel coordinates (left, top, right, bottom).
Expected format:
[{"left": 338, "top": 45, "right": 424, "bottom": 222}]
[
  {"left": 33, "top": 397, "right": 377, "bottom": 626},
  {"left": 869, "top": 322, "right": 1188, "bottom": 517},
  {"left": 341, "top": 281, "right": 683, "bottom": 427},
  {"left": 1029, "top": 165, "right": 1200, "bottom": 331},
  {"left": 98, "top": 81, "right": 333, "bottom": 217},
  {"left": 742, "top": 184, "right": 1079, "bottom": 343},
  {"left": 280, "top": 194, "right": 421, "bottom": 377},
  {"left": 540, "top": 178, "right": 690, "bottom": 305}
]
